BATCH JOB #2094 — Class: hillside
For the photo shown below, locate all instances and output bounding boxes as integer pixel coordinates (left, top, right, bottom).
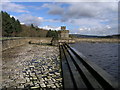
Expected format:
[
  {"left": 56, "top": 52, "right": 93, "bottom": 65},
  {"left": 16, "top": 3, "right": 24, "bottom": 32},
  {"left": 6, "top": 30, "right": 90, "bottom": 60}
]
[
  {"left": 70, "top": 34, "right": 120, "bottom": 38},
  {"left": 18, "top": 25, "right": 48, "bottom": 37},
  {"left": 1, "top": 11, "right": 58, "bottom": 37}
]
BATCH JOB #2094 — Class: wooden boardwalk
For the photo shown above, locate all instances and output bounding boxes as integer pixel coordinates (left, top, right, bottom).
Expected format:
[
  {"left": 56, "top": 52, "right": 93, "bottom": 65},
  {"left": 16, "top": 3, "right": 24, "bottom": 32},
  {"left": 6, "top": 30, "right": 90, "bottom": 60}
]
[{"left": 59, "top": 43, "right": 118, "bottom": 90}]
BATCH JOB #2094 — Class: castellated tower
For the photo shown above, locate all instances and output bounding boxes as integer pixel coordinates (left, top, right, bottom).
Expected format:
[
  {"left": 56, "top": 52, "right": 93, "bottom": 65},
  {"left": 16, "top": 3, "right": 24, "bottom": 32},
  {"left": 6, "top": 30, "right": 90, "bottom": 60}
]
[
  {"left": 61, "top": 26, "right": 66, "bottom": 30},
  {"left": 58, "top": 26, "right": 69, "bottom": 39}
]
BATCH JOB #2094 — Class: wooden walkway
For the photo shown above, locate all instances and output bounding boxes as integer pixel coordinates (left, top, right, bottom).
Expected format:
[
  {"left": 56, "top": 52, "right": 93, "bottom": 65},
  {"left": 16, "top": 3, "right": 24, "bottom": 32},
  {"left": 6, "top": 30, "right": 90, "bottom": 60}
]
[{"left": 59, "top": 43, "right": 118, "bottom": 90}]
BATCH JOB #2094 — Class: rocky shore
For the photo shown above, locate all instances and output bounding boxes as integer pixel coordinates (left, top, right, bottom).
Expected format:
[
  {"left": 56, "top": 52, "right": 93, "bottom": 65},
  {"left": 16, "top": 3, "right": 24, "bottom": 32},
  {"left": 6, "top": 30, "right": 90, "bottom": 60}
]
[{"left": 2, "top": 44, "right": 62, "bottom": 89}]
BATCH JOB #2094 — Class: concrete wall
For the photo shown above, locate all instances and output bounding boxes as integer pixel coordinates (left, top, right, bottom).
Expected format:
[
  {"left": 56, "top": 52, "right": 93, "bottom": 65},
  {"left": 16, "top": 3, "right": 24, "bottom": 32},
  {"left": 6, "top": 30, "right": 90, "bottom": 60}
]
[{"left": 2, "top": 37, "right": 52, "bottom": 51}]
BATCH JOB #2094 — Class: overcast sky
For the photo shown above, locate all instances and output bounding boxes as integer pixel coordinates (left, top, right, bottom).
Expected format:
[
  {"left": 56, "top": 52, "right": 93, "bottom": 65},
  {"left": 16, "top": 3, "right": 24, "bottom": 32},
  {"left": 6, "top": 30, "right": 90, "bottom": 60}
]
[{"left": 1, "top": 0, "right": 119, "bottom": 36}]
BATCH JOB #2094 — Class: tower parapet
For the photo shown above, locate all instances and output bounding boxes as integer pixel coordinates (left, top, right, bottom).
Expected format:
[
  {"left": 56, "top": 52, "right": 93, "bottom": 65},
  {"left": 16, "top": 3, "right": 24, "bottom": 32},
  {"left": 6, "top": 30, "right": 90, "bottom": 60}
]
[{"left": 61, "top": 26, "right": 66, "bottom": 30}]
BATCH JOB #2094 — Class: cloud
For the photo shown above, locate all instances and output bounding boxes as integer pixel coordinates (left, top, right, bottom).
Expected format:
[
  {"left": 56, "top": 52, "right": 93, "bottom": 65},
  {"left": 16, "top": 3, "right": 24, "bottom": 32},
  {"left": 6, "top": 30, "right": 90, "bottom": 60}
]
[
  {"left": 16, "top": 14, "right": 61, "bottom": 26},
  {"left": 3, "top": 0, "right": 119, "bottom": 2},
  {"left": 69, "top": 18, "right": 102, "bottom": 27},
  {"left": 39, "top": 25, "right": 61, "bottom": 30},
  {"left": 45, "top": 18, "right": 61, "bottom": 23},
  {"left": 43, "top": 2, "right": 117, "bottom": 21},
  {"left": 2, "top": 1, "right": 118, "bottom": 35},
  {"left": 47, "top": 2, "right": 118, "bottom": 34},
  {"left": 2, "top": 1, "right": 28, "bottom": 13},
  {"left": 67, "top": 2, "right": 117, "bottom": 19},
  {"left": 17, "top": 14, "right": 44, "bottom": 26},
  {"left": 65, "top": 3, "right": 100, "bottom": 19},
  {"left": 42, "top": 3, "right": 64, "bottom": 15},
  {"left": 41, "top": 2, "right": 118, "bottom": 35},
  {"left": 68, "top": 14, "right": 118, "bottom": 36},
  {"left": 1, "top": 0, "right": 11, "bottom": 2},
  {"left": 73, "top": 21, "right": 118, "bottom": 36}
]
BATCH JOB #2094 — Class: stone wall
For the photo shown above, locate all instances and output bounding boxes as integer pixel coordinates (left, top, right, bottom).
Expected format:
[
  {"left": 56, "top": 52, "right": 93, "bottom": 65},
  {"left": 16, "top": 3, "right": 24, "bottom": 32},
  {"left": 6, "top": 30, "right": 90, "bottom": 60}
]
[
  {"left": 2, "top": 38, "right": 26, "bottom": 51},
  {"left": 2, "top": 37, "right": 52, "bottom": 51}
]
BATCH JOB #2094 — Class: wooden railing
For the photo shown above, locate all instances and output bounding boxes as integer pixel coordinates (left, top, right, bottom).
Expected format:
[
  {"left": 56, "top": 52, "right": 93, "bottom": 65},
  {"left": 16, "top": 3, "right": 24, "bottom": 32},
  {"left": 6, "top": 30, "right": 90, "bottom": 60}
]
[{"left": 59, "top": 43, "right": 118, "bottom": 89}]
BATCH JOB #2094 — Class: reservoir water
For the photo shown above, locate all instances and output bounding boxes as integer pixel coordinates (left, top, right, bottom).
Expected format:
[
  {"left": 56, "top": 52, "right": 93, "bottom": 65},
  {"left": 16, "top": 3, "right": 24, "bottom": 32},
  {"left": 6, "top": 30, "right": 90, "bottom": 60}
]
[{"left": 70, "top": 42, "right": 119, "bottom": 81}]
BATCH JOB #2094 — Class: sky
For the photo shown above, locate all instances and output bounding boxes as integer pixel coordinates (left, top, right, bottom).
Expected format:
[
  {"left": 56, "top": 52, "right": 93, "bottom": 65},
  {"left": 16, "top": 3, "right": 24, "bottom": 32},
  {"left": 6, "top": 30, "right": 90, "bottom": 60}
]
[{"left": 1, "top": 0, "right": 119, "bottom": 36}]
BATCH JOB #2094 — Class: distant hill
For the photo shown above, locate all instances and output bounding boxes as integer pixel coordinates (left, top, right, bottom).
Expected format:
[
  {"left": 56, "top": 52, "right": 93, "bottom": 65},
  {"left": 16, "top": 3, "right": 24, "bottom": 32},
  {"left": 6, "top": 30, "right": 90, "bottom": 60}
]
[
  {"left": 109, "top": 34, "right": 120, "bottom": 38},
  {"left": 70, "top": 34, "right": 120, "bottom": 38}
]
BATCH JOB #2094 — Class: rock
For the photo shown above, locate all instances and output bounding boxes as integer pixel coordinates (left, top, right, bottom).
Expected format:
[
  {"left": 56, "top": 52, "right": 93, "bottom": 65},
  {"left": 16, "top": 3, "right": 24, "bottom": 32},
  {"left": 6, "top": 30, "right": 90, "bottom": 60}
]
[
  {"left": 31, "top": 86, "right": 40, "bottom": 89},
  {"left": 40, "top": 83, "right": 46, "bottom": 88},
  {"left": 2, "top": 45, "right": 62, "bottom": 89}
]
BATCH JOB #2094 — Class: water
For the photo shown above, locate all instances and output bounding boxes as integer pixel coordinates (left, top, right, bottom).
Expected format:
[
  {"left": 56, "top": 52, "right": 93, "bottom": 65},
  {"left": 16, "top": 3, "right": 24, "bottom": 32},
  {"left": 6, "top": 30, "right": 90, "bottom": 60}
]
[{"left": 70, "top": 42, "right": 120, "bottom": 80}]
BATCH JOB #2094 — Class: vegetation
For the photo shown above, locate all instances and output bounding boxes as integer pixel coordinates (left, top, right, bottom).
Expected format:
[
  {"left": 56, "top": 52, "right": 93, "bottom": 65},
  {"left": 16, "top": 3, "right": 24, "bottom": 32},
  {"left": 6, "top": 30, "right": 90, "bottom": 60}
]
[
  {"left": 1, "top": 11, "right": 58, "bottom": 37},
  {"left": 18, "top": 24, "right": 48, "bottom": 37},
  {"left": 1, "top": 11, "right": 22, "bottom": 37},
  {"left": 46, "top": 29, "right": 58, "bottom": 38}
]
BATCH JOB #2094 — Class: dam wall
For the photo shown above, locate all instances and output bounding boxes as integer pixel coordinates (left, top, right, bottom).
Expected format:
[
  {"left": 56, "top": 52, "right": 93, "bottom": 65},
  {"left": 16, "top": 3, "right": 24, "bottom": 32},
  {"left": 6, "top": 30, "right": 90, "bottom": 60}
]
[
  {"left": 3, "top": 37, "right": 119, "bottom": 51},
  {"left": 2, "top": 37, "right": 52, "bottom": 51}
]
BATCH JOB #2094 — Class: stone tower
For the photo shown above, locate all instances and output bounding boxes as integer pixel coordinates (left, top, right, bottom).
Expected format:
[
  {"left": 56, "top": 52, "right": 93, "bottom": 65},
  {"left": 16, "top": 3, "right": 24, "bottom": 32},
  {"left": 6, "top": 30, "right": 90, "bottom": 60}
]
[
  {"left": 61, "top": 26, "right": 66, "bottom": 30},
  {"left": 58, "top": 26, "right": 69, "bottom": 38}
]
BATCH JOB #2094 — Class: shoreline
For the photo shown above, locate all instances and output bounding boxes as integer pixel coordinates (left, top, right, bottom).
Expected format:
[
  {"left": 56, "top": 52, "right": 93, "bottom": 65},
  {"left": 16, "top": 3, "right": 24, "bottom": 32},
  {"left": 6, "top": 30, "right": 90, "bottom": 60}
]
[
  {"left": 1, "top": 37, "right": 120, "bottom": 42},
  {"left": 1, "top": 37, "right": 120, "bottom": 52},
  {"left": 74, "top": 38, "right": 120, "bottom": 43}
]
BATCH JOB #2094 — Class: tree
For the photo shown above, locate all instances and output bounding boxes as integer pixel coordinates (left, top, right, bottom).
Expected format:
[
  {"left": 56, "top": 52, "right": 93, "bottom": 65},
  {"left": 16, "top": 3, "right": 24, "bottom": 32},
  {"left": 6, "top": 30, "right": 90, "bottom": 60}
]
[
  {"left": 15, "top": 19, "right": 22, "bottom": 33},
  {"left": 2, "top": 11, "right": 13, "bottom": 36},
  {"left": 1, "top": 11, "right": 49, "bottom": 37},
  {"left": 46, "top": 29, "right": 58, "bottom": 38},
  {"left": 1, "top": 11, "right": 22, "bottom": 36},
  {"left": 31, "top": 24, "right": 34, "bottom": 28}
]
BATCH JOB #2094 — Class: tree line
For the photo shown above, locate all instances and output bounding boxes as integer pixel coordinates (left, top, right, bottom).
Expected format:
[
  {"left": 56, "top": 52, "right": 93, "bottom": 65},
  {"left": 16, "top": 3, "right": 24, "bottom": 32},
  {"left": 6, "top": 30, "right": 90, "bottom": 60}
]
[
  {"left": 46, "top": 29, "right": 58, "bottom": 38},
  {"left": 1, "top": 11, "right": 59, "bottom": 38},
  {"left": 1, "top": 11, "right": 22, "bottom": 36}
]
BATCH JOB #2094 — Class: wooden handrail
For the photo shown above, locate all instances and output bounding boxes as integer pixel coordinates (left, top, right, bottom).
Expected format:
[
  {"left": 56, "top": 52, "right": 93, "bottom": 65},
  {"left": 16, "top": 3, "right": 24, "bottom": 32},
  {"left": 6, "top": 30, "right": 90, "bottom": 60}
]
[{"left": 60, "top": 43, "right": 118, "bottom": 89}]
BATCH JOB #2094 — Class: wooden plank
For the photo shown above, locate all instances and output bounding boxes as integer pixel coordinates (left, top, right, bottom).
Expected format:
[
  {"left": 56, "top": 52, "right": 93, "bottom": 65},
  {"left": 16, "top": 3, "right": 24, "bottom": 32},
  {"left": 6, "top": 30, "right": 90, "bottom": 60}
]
[
  {"left": 64, "top": 45, "right": 103, "bottom": 89},
  {"left": 62, "top": 46, "right": 87, "bottom": 89},
  {"left": 59, "top": 45, "right": 75, "bottom": 89}
]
